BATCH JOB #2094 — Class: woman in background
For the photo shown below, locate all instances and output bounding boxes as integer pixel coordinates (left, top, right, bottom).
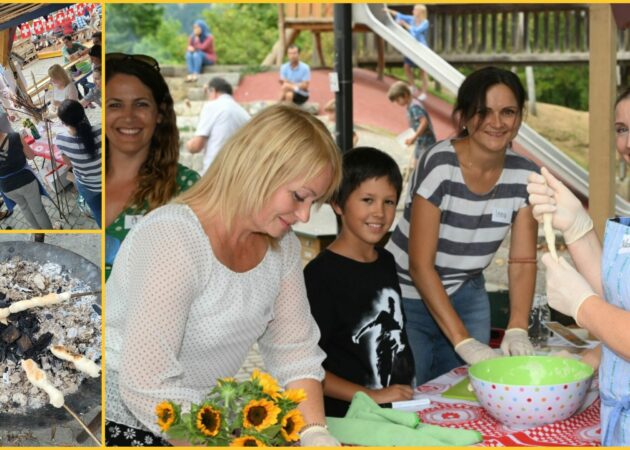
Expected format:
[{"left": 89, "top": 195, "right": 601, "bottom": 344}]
[
  {"left": 56, "top": 99, "right": 102, "bottom": 227},
  {"left": 0, "top": 128, "right": 52, "bottom": 229},
  {"left": 48, "top": 64, "right": 79, "bottom": 109},
  {"left": 185, "top": 19, "right": 216, "bottom": 83},
  {"left": 105, "top": 53, "right": 199, "bottom": 279}
]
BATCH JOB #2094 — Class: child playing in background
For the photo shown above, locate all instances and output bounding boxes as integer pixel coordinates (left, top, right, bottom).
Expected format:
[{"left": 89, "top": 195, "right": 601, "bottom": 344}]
[
  {"left": 388, "top": 81, "right": 436, "bottom": 170},
  {"left": 304, "top": 147, "right": 416, "bottom": 417},
  {"left": 323, "top": 99, "right": 359, "bottom": 147},
  {"left": 385, "top": 4, "right": 431, "bottom": 100}
]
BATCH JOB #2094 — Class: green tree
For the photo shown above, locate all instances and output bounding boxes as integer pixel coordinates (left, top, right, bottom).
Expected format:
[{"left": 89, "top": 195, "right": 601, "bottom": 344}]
[
  {"left": 133, "top": 18, "right": 188, "bottom": 65},
  {"left": 105, "top": 4, "right": 165, "bottom": 53},
  {"left": 203, "top": 4, "right": 282, "bottom": 65}
]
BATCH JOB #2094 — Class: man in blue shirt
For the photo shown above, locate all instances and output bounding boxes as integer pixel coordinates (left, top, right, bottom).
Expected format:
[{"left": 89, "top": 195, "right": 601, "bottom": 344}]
[{"left": 279, "top": 45, "right": 310, "bottom": 105}]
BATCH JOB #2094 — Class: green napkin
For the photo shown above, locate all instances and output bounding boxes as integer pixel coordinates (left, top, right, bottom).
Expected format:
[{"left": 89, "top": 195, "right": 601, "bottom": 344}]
[
  {"left": 346, "top": 391, "right": 420, "bottom": 428},
  {"left": 327, "top": 392, "right": 482, "bottom": 446}
]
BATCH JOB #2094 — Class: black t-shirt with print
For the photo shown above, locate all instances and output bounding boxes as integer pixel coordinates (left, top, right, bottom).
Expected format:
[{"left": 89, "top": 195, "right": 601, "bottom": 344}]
[{"left": 304, "top": 247, "right": 416, "bottom": 417}]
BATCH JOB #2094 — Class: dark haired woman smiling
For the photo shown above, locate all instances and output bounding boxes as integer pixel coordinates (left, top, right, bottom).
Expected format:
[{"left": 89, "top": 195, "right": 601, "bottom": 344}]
[{"left": 386, "top": 66, "right": 540, "bottom": 384}]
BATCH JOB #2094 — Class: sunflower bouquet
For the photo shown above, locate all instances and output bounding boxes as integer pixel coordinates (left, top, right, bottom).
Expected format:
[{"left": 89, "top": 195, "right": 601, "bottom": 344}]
[{"left": 155, "top": 370, "right": 306, "bottom": 447}]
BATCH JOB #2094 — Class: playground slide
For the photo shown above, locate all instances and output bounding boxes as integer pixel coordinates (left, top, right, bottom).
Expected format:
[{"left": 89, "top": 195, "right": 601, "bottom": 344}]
[{"left": 353, "top": 4, "right": 630, "bottom": 217}]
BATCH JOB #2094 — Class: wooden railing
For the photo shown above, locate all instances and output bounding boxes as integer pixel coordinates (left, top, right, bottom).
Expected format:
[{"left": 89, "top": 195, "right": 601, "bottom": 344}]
[
  {"left": 428, "top": 4, "right": 593, "bottom": 64},
  {"left": 278, "top": 4, "right": 630, "bottom": 69}
]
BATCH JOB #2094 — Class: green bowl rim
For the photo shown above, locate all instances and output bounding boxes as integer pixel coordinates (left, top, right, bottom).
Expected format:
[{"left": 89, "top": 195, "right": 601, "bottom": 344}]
[{"left": 468, "top": 355, "right": 594, "bottom": 387}]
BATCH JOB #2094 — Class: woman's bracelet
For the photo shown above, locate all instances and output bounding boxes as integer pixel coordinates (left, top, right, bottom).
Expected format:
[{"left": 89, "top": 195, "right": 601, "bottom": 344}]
[
  {"left": 300, "top": 423, "right": 328, "bottom": 435},
  {"left": 507, "top": 258, "right": 537, "bottom": 264}
]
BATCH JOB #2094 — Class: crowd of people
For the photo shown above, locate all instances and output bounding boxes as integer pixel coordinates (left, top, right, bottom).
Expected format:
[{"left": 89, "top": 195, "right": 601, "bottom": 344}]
[
  {"left": 102, "top": 7, "right": 628, "bottom": 448},
  {"left": 0, "top": 7, "right": 101, "bottom": 229}
]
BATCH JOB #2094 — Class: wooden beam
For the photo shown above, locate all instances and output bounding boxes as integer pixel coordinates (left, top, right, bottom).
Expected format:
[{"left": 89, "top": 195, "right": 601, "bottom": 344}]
[
  {"left": 0, "top": 29, "right": 9, "bottom": 67},
  {"left": 589, "top": 4, "right": 616, "bottom": 239}
]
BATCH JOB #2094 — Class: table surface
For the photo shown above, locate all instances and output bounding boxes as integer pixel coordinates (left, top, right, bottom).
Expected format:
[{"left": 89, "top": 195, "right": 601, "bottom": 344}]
[
  {"left": 29, "top": 121, "right": 65, "bottom": 164},
  {"left": 413, "top": 365, "right": 600, "bottom": 447}
]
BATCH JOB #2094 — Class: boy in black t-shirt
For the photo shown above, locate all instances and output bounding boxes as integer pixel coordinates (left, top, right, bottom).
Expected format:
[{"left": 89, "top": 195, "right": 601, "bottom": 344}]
[{"left": 304, "top": 147, "right": 416, "bottom": 417}]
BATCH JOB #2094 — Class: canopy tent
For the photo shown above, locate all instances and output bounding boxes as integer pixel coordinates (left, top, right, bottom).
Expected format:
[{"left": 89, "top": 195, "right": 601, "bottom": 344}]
[{"left": 0, "top": 4, "right": 68, "bottom": 66}]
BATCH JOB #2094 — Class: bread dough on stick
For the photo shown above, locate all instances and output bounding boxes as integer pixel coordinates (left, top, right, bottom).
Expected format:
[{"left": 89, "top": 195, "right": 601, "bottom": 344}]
[
  {"left": 8, "top": 292, "right": 71, "bottom": 314},
  {"left": 543, "top": 212, "right": 558, "bottom": 261},
  {"left": 22, "top": 359, "right": 65, "bottom": 408},
  {"left": 50, "top": 345, "right": 100, "bottom": 378},
  {"left": 0, "top": 307, "right": 8, "bottom": 325}
]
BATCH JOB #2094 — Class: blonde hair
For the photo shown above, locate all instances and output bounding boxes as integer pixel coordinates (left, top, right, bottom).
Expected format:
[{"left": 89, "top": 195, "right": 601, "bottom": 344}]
[
  {"left": 48, "top": 64, "right": 71, "bottom": 87},
  {"left": 177, "top": 104, "right": 342, "bottom": 238},
  {"left": 414, "top": 4, "right": 427, "bottom": 20},
  {"left": 387, "top": 81, "right": 411, "bottom": 102}
]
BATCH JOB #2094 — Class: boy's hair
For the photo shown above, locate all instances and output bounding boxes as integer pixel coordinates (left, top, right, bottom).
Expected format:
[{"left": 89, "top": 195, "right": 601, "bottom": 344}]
[
  {"left": 333, "top": 146, "right": 403, "bottom": 210},
  {"left": 387, "top": 81, "right": 411, "bottom": 102},
  {"left": 89, "top": 44, "right": 101, "bottom": 58},
  {"left": 324, "top": 99, "right": 336, "bottom": 113}
]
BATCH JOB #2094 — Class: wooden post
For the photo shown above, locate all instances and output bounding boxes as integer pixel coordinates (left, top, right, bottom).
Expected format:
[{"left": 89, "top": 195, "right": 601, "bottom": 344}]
[
  {"left": 376, "top": 35, "right": 385, "bottom": 81},
  {"left": 278, "top": 4, "right": 286, "bottom": 66},
  {"left": 589, "top": 4, "right": 616, "bottom": 239},
  {"left": 0, "top": 29, "right": 10, "bottom": 68}
]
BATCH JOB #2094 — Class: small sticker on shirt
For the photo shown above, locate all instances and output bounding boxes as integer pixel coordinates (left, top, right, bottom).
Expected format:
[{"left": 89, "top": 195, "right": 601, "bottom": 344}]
[
  {"left": 620, "top": 234, "right": 630, "bottom": 255},
  {"left": 124, "top": 215, "right": 143, "bottom": 229},
  {"left": 491, "top": 207, "right": 511, "bottom": 224}
]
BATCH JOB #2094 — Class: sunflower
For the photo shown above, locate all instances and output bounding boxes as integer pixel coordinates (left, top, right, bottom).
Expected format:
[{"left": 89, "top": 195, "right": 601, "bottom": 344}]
[
  {"left": 242, "top": 398, "right": 281, "bottom": 431},
  {"left": 155, "top": 401, "right": 177, "bottom": 432},
  {"left": 230, "top": 435, "right": 267, "bottom": 447},
  {"left": 282, "top": 388, "right": 307, "bottom": 404},
  {"left": 251, "top": 369, "right": 281, "bottom": 399},
  {"left": 280, "top": 409, "right": 305, "bottom": 442},
  {"left": 218, "top": 377, "right": 236, "bottom": 385},
  {"left": 195, "top": 404, "right": 222, "bottom": 437}
]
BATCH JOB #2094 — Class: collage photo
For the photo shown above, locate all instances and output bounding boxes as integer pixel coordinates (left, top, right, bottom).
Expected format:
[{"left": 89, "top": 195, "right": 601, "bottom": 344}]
[{"left": 1, "top": 1, "right": 630, "bottom": 448}]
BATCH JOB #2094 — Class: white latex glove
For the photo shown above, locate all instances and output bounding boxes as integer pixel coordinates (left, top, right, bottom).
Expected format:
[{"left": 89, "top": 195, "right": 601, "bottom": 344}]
[
  {"left": 527, "top": 167, "right": 593, "bottom": 244},
  {"left": 500, "top": 328, "right": 535, "bottom": 356},
  {"left": 300, "top": 425, "right": 341, "bottom": 447},
  {"left": 541, "top": 253, "right": 597, "bottom": 326},
  {"left": 454, "top": 338, "right": 498, "bottom": 365}
]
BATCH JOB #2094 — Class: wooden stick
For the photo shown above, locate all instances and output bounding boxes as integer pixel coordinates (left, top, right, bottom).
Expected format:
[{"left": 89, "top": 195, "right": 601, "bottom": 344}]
[
  {"left": 63, "top": 404, "right": 102, "bottom": 446},
  {"left": 71, "top": 290, "right": 101, "bottom": 299}
]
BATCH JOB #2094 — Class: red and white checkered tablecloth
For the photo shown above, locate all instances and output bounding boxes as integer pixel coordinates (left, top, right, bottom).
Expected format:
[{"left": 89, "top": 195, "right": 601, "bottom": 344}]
[{"left": 414, "top": 366, "right": 601, "bottom": 447}]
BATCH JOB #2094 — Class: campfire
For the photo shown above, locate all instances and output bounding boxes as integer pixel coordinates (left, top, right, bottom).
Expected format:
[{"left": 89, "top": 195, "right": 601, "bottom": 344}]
[{"left": 0, "top": 257, "right": 101, "bottom": 414}]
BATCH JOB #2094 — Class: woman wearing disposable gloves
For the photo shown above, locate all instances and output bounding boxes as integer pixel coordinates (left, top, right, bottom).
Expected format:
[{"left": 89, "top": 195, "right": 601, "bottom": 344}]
[
  {"left": 386, "top": 67, "right": 539, "bottom": 385},
  {"left": 527, "top": 90, "right": 630, "bottom": 447},
  {"left": 105, "top": 104, "right": 342, "bottom": 447}
]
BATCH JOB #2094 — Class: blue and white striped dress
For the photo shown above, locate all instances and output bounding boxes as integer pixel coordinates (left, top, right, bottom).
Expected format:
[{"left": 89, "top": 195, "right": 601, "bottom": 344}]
[
  {"left": 599, "top": 217, "right": 630, "bottom": 446},
  {"left": 386, "top": 139, "right": 539, "bottom": 300},
  {"left": 55, "top": 125, "right": 102, "bottom": 193}
]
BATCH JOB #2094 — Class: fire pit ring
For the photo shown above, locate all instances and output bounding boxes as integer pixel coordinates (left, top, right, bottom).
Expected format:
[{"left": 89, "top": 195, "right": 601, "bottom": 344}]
[{"left": 0, "top": 241, "right": 101, "bottom": 428}]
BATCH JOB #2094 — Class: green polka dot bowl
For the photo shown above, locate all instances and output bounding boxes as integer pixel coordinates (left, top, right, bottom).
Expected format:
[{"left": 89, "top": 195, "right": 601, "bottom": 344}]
[{"left": 468, "top": 355, "right": 594, "bottom": 428}]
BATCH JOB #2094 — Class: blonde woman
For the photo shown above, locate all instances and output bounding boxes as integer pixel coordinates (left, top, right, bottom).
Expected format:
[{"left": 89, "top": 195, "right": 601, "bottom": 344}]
[
  {"left": 105, "top": 104, "right": 342, "bottom": 447},
  {"left": 47, "top": 64, "right": 78, "bottom": 108}
]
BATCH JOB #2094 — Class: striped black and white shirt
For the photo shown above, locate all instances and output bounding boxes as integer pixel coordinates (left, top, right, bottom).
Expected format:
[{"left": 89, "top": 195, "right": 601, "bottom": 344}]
[
  {"left": 55, "top": 125, "right": 102, "bottom": 192},
  {"left": 386, "top": 139, "right": 540, "bottom": 300}
]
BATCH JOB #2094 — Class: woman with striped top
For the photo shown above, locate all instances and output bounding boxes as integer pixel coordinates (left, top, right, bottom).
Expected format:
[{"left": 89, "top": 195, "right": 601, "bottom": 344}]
[
  {"left": 56, "top": 99, "right": 101, "bottom": 227},
  {"left": 386, "top": 67, "right": 540, "bottom": 384}
]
